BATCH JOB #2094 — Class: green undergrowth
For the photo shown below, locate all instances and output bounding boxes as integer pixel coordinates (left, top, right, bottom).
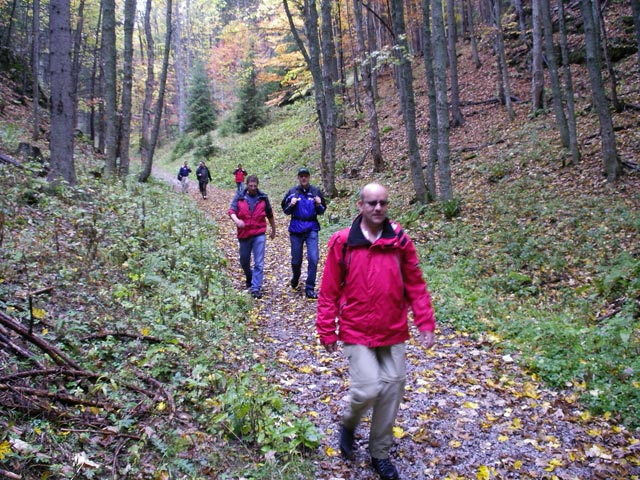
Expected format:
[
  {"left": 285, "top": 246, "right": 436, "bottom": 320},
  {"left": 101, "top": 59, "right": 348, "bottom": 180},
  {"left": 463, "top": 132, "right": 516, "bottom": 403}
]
[
  {"left": 393, "top": 172, "right": 640, "bottom": 428},
  {"left": 0, "top": 157, "right": 319, "bottom": 477}
]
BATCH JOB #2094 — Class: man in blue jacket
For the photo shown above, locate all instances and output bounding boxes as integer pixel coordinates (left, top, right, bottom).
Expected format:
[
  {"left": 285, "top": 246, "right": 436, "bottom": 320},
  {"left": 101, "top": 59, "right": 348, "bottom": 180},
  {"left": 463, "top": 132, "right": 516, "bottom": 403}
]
[{"left": 281, "top": 167, "right": 326, "bottom": 299}]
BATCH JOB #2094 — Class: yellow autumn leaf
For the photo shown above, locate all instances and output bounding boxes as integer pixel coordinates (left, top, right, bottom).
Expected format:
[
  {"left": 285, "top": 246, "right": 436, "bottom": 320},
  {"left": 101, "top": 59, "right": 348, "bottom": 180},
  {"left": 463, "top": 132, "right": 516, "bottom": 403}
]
[
  {"left": 580, "top": 411, "right": 592, "bottom": 422},
  {"left": 512, "top": 418, "right": 521, "bottom": 429},
  {"left": 449, "top": 439, "right": 462, "bottom": 448},
  {"left": 141, "top": 327, "right": 150, "bottom": 336},
  {"left": 308, "top": 411, "right": 318, "bottom": 418},
  {"left": 32, "top": 307, "right": 46, "bottom": 319},
  {"left": 498, "top": 435, "right": 509, "bottom": 442},
  {"left": 299, "top": 365, "right": 313, "bottom": 374},
  {"left": 514, "top": 460, "right": 522, "bottom": 469},
  {"left": 156, "top": 401, "right": 166, "bottom": 411},
  {"left": 0, "top": 440, "right": 11, "bottom": 460},
  {"left": 393, "top": 426, "right": 406, "bottom": 439},
  {"left": 325, "top": 446, "right": 339, "bottom": 456},
  {"left": 476, "top": 465, "right": 491, "bottom": 480},
  {"left": 545, "top": 458, "right": 563, "bottom": 471},
  {"left": 463, "top": 401, "right": 479, "bottom": 409}
]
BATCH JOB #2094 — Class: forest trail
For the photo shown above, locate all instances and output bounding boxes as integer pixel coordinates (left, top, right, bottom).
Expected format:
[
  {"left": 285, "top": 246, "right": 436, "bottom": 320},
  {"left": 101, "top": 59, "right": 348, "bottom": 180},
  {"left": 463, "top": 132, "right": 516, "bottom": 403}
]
[{"left": 167, "top": 174, "right": 640, "bottom": 479}]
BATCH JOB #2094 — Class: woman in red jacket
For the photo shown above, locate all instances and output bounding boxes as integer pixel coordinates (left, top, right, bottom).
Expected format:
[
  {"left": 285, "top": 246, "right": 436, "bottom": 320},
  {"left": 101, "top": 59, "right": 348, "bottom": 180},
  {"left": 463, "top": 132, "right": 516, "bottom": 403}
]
[{"left": 317, "top": 183, "right": 436, "bottom": 480}]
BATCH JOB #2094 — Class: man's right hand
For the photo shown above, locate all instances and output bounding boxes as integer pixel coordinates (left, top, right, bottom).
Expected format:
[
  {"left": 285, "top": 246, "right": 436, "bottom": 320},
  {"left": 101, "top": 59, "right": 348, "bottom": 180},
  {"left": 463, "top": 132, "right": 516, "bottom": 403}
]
[
  {"left": 324, "top": 342, "right": 338, "bottom": 353},
  {"left": 290, "top": 197, "right": 298, "bottom": 206}
]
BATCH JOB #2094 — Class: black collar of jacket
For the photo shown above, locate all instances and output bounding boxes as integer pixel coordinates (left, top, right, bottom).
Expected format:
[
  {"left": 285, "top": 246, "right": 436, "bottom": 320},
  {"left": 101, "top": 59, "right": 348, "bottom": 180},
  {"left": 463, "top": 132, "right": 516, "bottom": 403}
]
[
  {"left": 347, "top": 214, "right": 397, "bottom": 247},
  {"left": 239, "top": 189, "right": 267, "bottom": 200}
]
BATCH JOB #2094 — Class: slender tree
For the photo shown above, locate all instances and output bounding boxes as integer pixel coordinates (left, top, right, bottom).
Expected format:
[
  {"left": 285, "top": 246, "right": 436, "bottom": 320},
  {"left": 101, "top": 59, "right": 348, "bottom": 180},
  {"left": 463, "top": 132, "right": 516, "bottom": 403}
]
[
  {"left": 101, "top": 0, "right": 118, "bottom": 179},
  {"left": 140, "top": 0, "right": 154, "bottom": 169},
  {"left": 422, "top": 0, "right": 438, "bottom": 200},
  {"left": 466, "top": 0, "right": 482, "bottom": 69},
  {"left": 48, "top": 0, "right": 77, "bottom": 185},
  {"left": 31, "top": 0, "right": 40, "bottom": 141},
  {"left": 632, "top": 0, "right": 640, "bottom": 70},
  {"left": 139, "top": 0, "right": 173, "bottom": 182},
  {"left": 581, "top": 0, "right": 621, "bottom": 181},
  {"left": 320, "top": 0, "right": 338, "bottom": 196},
  {"left": 353, "top": 0, "right": 384, "bottom": 172},
  {"left": 531, "top": 0, "right": 544, "bottom": 111},
  {"left": 541, "top": 0, "right": 569, "bottom": 148},
  {"left": 390, "top": 0, "right": 427, "bottom": 203},
  {"left": 492, "top": 0, "right": 515, "bottom": 120},
  {"left": 119, "top": 0, "right": 136, "bottom": 177},
  {"left": 557, "top": 0, "right": 580, "bottom": 164},
  {"left": 447, "top": 0, "right": 464, "bottom": 126},
  {"left": 431, "top": 0, "right": 454, "bottom": 201}
]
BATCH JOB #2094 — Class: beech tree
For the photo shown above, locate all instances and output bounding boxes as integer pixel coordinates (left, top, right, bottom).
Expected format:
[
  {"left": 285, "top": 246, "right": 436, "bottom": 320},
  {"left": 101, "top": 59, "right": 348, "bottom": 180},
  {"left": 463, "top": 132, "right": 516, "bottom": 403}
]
[
  {"left": 102, "top": 0, "right": 118, "bottom": 179},
  {"left": 390, "top": 0, "right": 427, "bottom": 203},
  {"left": 48, "top": 0, "right": 77, "bottom": 185},
  {"left": 581, "top": 0, "right": 621, "bottom": 181}
]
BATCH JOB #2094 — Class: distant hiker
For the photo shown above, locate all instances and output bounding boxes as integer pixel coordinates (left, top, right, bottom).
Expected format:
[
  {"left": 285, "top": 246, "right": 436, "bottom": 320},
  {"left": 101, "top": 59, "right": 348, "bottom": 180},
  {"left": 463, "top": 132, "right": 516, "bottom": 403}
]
[
  {"left": 281, "top": 167, "right": 326, "bottom": 299},
  {"left": 196, "top": 161, "right": 212, "bottom": 199},
  {"left": 233, "top": 163, "right": 248, "bottom": 191},
  {"left": 177, "top": 161, "right": 192, "bottom": 193},
  {"left": 316, "top": 183, "right": 436, "bottom": 480},
  {"left": 228, "top": 175, "right": 276, "bottom": 299}
]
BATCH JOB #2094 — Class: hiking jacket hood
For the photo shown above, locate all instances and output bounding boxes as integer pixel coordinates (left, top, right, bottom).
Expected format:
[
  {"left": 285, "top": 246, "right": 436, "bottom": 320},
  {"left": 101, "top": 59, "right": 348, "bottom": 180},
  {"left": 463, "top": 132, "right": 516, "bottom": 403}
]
[
  {"left": 317, "top": 215, "right": 435, "bottom": 347},
  {"left": 228, "top": 189, "right": 273, "bottom": 239}
]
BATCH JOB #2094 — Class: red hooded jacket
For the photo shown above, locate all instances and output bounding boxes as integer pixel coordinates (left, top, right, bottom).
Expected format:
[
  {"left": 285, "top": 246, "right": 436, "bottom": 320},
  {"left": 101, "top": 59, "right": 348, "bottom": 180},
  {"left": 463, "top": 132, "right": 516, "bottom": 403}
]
[
  {"left": 228, "top": 189, "right": 273, "bottom": 239},
  {"left": 317, "top": 215, "right": 435, "bottom": 347}
]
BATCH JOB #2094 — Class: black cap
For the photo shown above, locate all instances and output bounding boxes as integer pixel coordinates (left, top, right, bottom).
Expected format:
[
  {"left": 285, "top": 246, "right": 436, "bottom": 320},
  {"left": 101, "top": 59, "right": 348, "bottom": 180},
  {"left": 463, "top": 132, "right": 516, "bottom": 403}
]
[{"left": 297, "top": 167, "right": 311, "bottom": 176}]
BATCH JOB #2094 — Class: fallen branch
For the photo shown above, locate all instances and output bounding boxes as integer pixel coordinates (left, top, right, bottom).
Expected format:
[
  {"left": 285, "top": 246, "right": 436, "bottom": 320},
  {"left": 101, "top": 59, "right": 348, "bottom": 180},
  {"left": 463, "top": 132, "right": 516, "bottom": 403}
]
[
  {"left": 0, "top": 310, "right": 82, "bottom": 369},
  {"left": 0, "top": 383, "right": 119, "bottom": 410},
  {"left": 0, "top": 469, "right": 21, "bottom": 479},
  {"left": 0, "top": 152, "right": 24, "bottom": 168}
]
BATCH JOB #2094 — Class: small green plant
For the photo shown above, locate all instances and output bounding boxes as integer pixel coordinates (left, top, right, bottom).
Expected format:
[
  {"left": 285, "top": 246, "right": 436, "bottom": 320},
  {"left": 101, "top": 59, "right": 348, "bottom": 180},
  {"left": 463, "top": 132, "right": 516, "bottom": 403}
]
[{"left": 441, "top": 197, "right": 461, "bottom": 219}]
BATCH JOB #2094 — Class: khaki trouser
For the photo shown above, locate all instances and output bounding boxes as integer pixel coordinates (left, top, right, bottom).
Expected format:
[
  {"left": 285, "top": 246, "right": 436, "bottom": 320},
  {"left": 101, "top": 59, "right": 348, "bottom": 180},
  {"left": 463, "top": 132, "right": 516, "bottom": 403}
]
[{"left": 342, "top": 343, "right": 406, "bottom": 459}]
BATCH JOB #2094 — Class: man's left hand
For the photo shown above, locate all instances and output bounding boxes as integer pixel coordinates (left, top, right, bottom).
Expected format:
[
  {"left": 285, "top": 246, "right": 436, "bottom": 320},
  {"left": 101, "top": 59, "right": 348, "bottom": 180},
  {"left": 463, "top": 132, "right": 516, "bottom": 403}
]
[{"left": 419, "top": 330, "right": 435, "bottom": 350}]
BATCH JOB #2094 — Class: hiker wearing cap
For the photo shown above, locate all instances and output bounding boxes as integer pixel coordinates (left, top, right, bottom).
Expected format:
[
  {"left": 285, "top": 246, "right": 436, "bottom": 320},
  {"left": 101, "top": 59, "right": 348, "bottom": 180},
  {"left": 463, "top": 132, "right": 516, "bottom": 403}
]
[{"left": 281, "top": 167, "right": 326, "bottom": 299}]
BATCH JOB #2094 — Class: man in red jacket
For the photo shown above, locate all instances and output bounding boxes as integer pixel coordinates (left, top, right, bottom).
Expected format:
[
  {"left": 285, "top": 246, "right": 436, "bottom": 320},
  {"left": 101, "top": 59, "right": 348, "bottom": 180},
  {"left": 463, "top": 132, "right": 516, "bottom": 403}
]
[
  {"left": 228, "top": 175, "right": 276, "bottom": 299},
  {"left": 317, "top": 183, "right": 436, "bottom": 480}
]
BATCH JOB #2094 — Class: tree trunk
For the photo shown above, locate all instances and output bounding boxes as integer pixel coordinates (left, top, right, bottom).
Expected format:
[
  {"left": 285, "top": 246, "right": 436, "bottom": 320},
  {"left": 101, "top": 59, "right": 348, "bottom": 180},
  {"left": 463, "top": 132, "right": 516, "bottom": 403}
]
[
  {"left": 102, "top": 0, "right": 118, "bottom": 179},
  {"left": 447, "top": 0, "right": 464, "bottom": 126},
  {"left": 557, "top": 0, "right": 581, "bottom": 164},
  {"left": 632, "top": 0, "right": 640, "bottom": 70},
  {"left": 48, "top": 0, "right": 77, "bottom": 185},
  {"left": 353, "top": 0, "right": 384, "bottom": 172},
  {"left": 390, "top": 0, "right": 427, "bottom": 204},
  {"left": 174, "top": 5, "right": 186, "bottom": 135},
  {"left": 493, "top": 0, "right": 515, "bottom": 120},
  {"left": 320, "top": 0, "right": 338, "bottom": 196},
  {"left": 594, "top": 0, "right": 622, "bottom": 112},
  {"left": 531, "top": 0, "right": 544, "bottom": 111},
  {"left": 139, "top": 0, "right": 172, "bottom": 182},
  {"left": 431, "top": 0, "right": 453, "bottom": 201},
  {"left": 466, "top": 0, "right": 482, "bottom": 69},
  {"left": 422, "top": 0, "right": 438, "bottom": 201},
  {"left": 89, "top": 6, "right": 102, "bottom": 149},
  {"left": 31, "top": 0, "right": 40, "bottom": 141},
  {"left": 140, "top": 0, "right": 155, "bottom": 169},
  {"left": 581, "top": 0, "right": 621, "bottom": 182},
  {"left": 541, "top": 0, "right": 569, "bottom": 147},
  {"left": 71, "top": 0, "right": 86, "bottom": 136},
  {"left": 119, "top": 0, "right": 136, "bottom": 177}
]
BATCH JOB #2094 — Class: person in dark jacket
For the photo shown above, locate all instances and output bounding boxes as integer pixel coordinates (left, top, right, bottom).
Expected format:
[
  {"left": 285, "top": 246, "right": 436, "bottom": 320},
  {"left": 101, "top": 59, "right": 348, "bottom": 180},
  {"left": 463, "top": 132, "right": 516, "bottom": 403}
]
[
  {"left": 281, "top": 167, "right": 326, "bottom": 299},
  {"left": 233, "top": 164, "right": 248, "bottom": 191},
  {"left": 196, "top": 161, "right": 212, "bottom": 199},
  {"left": 316, "top": 183, "right": 436, "bottom": 480},
  {"left": 178, "top": 161, "right": 192, "bottom": 193},
  {"left": 228, "top": 175, "right": 276, "bottom": 299}
]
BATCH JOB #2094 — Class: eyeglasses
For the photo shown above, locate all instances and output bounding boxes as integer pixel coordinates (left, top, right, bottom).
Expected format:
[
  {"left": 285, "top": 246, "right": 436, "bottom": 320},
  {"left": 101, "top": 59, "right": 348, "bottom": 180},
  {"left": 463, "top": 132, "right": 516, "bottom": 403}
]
[{"left": 364, "top": 200, "right": 389, "bottom": 207}]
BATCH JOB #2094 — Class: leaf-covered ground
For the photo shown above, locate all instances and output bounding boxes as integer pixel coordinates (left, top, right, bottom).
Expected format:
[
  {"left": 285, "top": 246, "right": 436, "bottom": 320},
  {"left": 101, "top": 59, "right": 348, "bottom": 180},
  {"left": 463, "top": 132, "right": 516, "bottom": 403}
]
[{"left": 170, "top": 177, "right": 640, "bottom": 480}]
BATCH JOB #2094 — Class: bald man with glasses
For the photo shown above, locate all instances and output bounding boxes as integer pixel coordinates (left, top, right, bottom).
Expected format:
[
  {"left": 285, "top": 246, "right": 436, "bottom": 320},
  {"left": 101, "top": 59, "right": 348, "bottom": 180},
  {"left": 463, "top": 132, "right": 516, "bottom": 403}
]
[{"left": 316, "top": 183, "right": 436, "bottom": 480}]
